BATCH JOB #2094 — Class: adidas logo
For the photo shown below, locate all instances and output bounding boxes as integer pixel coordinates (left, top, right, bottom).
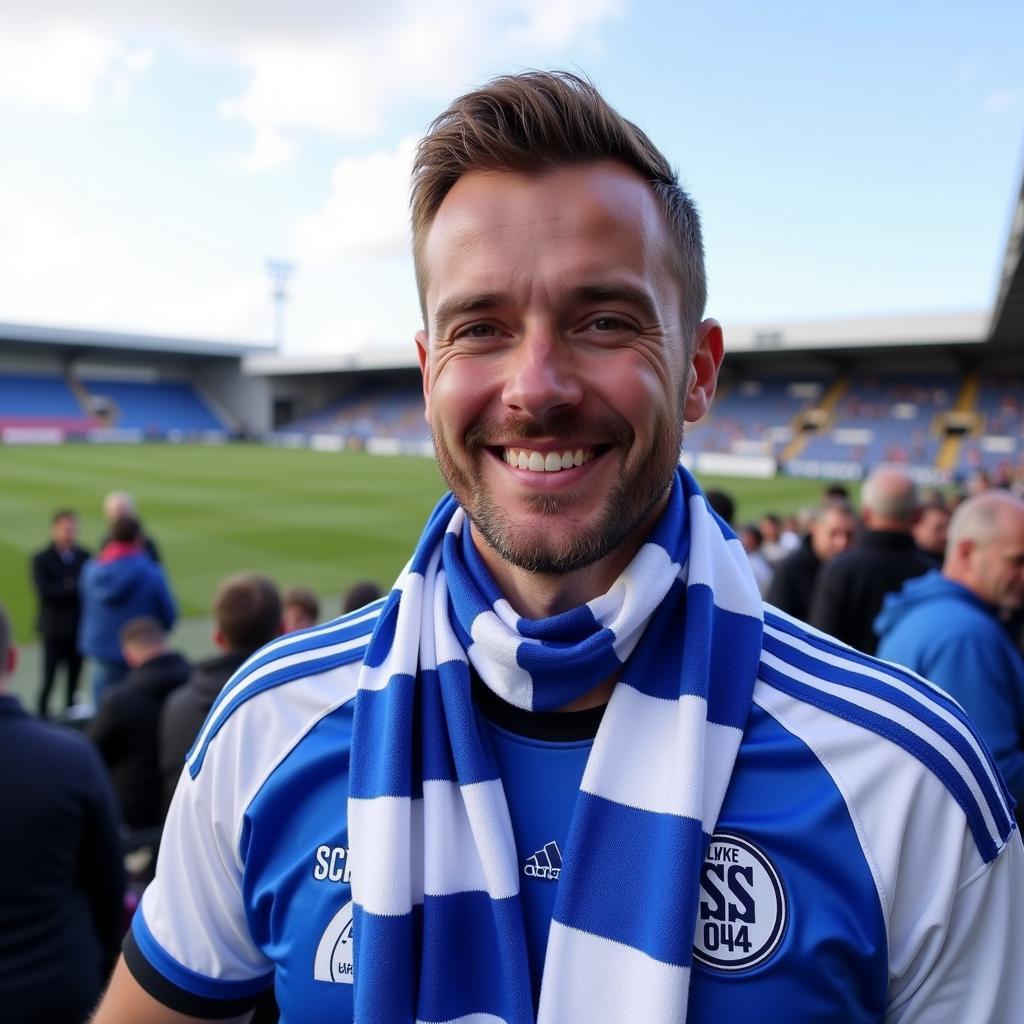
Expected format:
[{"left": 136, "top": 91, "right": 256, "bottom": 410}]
[{"left": 523, "top": 841, "right": 562, "bottom": 880}]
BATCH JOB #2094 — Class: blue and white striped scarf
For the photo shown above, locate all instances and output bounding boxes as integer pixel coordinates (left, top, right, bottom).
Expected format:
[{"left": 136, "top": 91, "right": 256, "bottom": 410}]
[{"left": 349, "top": 467, "right": 764, "bottom": 1023}]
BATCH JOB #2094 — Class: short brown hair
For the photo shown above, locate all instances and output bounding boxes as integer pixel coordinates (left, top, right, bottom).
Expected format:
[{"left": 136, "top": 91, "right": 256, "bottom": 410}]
[
  {"left": 411, "top": 70, "right": 706, "bottom": 334},
  {"left": 110, "top": 515, "right": 141, "bottom": 543},
  {"left": 214, "top": 574, "right": 281, "bottom": 653},
  {"left": 283, "top": 586, "right": 320, "bottom": 622},
  {"left": 119, "top": 616, "right": 167, "bottom": 650}
]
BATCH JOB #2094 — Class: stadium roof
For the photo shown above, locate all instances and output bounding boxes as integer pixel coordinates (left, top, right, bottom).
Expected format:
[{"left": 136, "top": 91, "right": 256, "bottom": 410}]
[
  {"left": 990, "top": 164, "right": 1024, "bottom": 346},
  {"left": 0, "top": 320, "right": 274, "bottom": 360}
]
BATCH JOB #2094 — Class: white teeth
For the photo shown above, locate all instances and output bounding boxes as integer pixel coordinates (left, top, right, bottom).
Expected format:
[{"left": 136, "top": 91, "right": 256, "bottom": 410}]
[{"left": 503, "top": 447, "right": 593, "bottom": 473}]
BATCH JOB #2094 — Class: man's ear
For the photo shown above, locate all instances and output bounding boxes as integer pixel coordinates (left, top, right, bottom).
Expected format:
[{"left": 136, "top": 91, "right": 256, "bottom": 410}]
[
  {"left": 416, "top": 329, "right": 431, "bottom": 423},
  {"left": 213, "top": 628, "right": 228, "bottom": 652},
  {"left": 683, "top": 318, "right": 725, "bottom": 423},
  {"left": 5, "top": 645, "right": 16, "bottom": 677}
]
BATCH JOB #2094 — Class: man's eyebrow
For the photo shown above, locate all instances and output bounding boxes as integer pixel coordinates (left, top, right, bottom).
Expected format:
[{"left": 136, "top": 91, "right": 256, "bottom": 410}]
[
  {"left": 565, "top": 284, "right": 659, "bottom": 321},
  {"left": 433, "top": 293, "right": 508, "bottom": 334}
]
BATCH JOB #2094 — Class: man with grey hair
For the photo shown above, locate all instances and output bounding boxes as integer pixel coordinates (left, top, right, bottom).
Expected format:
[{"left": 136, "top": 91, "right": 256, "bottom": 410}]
[
  {"left": 808, "top": 465, "right": 932, "bottom": 653},
  {"left": 876, "top": 490, "right": 1024, "bottom": 807},
  {"left": 101, "top": 491, "right": 161, "bottom": 563}
]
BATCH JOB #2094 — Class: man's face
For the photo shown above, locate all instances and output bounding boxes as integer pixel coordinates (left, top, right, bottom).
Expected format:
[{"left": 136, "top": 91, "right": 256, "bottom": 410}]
[
  {"left": 416, "top": 162, "right": 721, "bottom": 578},
  {"left": 51, "top": 515, "right": 77, "bottom": 549},
  {"left": 967, "top": 509, "right": 1024, "bottom": 610},
  {"left": 810, "top": 508, "right": 856, "bottom": 561},
  {"left": 912, "top": 506, "right": 950, "bottom": 557}
]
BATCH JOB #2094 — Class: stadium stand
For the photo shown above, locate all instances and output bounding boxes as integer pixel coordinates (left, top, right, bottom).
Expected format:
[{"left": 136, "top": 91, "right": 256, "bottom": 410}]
[
  {"left": 282, "top": 385, "right": 428, "bottom": 443},
  {"left": 0, "top": 372, "right": 101, "bottom": 433},
  {"left": 78, "top": 378, "right": 226, "bottom": 433},
  {"left": 796, "top": 374, "right": 957, "bottom": 470},
  {"left": 684, "top": 378, "right": 826, "bottom": 459}
]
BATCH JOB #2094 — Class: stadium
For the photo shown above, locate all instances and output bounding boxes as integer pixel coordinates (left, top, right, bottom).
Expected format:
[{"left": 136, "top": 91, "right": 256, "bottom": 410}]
[{"left": 2, "top": 155, "right": 1022, "bottom": 683}]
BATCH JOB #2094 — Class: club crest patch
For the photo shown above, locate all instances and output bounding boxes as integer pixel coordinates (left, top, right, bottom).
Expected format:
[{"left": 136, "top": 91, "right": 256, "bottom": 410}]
[
  {"left": 693, "top": 832, "right": 787, "bottom": 972},
  {"left": 314, "top": 900, "right": 354, "bottom": 983}
]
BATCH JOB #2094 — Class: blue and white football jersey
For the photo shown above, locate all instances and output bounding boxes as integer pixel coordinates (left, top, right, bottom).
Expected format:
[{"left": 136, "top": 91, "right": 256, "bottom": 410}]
[{"left": 126, "top": 602, "right": 1023, "bottom": 1022}]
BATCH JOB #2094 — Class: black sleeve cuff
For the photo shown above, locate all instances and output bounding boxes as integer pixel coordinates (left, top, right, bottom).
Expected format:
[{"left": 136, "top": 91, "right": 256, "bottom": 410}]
[{"left": 123, "top": 926, "right": 271, "bottom": 1020}]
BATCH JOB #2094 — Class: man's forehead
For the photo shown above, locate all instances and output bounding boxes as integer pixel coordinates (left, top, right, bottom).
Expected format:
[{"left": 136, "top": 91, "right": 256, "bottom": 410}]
[{"left": 420, "top": 162, "right": 672, "bottom": 307}]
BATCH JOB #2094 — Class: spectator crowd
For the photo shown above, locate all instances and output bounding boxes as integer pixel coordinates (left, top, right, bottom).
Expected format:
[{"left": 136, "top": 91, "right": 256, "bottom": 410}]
[
  {"left": 3, "top": 489, "right": 382, "bottom": 1022},
  {"left": 4, "top": 469, "right": 1023, "bottom": 1021}
]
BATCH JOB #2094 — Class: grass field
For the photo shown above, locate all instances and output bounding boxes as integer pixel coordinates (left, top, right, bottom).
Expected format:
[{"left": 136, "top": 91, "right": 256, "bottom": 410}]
[{"left": 1, "top": 443, "right": 838, "bottom": 651}]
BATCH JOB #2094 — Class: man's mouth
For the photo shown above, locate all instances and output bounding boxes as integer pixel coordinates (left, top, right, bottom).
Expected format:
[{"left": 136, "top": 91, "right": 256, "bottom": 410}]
[{"left": 501, "top": 447, "right": 596, "bottom": 472}]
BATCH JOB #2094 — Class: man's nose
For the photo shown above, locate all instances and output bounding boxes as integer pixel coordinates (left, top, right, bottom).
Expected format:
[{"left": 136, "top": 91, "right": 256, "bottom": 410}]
[{"left": 500, "top": 328, "right": 583, "bottom": 421}]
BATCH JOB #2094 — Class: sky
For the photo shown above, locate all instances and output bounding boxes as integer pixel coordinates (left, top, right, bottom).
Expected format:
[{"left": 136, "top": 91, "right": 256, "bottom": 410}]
[{"left": 1, "top": 1, "right": 1022, "bottom": 357}]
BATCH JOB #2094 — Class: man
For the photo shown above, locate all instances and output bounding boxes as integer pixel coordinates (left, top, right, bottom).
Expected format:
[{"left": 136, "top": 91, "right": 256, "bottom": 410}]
[
  {"left": 101, "top": 490, "right": 161, "bottom": 563},
  {"left": 767, "top": 501, "right": 857, "bottom": 620},
  {"left": 912, "top": 499, "right": 951, "bottom": 568},
  {"left": 0, "top": 602, "right": 123, "bottom": 1023},
  {"left": 159, "top": 573, "right": 281, "bottom": 815},
  {"left": 95, "top": 72, "right": 1021, "bottom": 1023},
  {"left": 78, "top": 515, "right": 177, "bottom": 704},
  {"left": 282, "top": 584, "right": 320, "bottom": 632},
  {"left": 808, "top": 465, "right": 933, "bottom": 653},
  {"left": 31, "top": 508, "right": 91, "bottom": 715},
  {"left": 89, "top": 617, "right": 191, "bottom": 830},
  {"left": 876, "top": 491, "right": 1024, "bottom": 807},
  {"left": 737, "top": 522, "right": 773, "bottom": 596}
]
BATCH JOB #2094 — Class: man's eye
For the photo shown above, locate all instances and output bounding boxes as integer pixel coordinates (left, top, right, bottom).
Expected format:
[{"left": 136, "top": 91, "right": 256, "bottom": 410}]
[
  {"left": 457, "top": 323, "right": 497, "bottom": 339},
  {"left": 591, "top": 316, "right": 630, "bottom": 332}
]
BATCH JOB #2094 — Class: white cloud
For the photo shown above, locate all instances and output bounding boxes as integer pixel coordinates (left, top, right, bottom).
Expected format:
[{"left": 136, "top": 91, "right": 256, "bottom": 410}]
[
  {"left": 2, "top": 2, "right": 623, "bottom": 163},
  {"left": 292, "top": 136, "right": 417, "bottom": 263},
  {"left": 0, "top": 185, "right": 269, "bottom": 340},
  {"left": 0, "top": 27, "right": 151, "bottom": 113},
  {"left": 983, "top": 90, "right": 1021, "bottom": 115}
]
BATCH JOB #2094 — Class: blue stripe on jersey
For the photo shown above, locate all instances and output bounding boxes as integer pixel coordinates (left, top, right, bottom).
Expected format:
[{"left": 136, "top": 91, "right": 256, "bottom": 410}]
[
  {"left": 761, "top": 629, "right": 1012, "bottom": 829},
  {"left": 187, "top": 643, "right": 370, "bottom": 779},
  {"left": 759, "top": 663, "right": 1005, "bottom": 863},
  {"left": 554, "top": 791, "right": 705, "bottom": 968},
  {"left": 131, "top": 909, "right": 273, "bottom": 1000},
  {"left": 764, "top": 611, "right": 1015, "bottom": 834},
  {"left": 204, "top": 603, "right": 384, "bottom": 722}
]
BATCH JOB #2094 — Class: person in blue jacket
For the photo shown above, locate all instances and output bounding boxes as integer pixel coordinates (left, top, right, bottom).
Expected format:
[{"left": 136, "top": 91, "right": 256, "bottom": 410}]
[
  {"left": 876, "top": 489, "right": 1024, "bottom": 806},
  {"left": 79, "top": 515, "right": 176, "bottom": 705}
]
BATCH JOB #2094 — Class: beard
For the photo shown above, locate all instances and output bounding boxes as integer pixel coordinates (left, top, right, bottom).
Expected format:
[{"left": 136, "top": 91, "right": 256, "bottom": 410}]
[{"left": 431, "top": 406, "right": 684, "bottom": 576}]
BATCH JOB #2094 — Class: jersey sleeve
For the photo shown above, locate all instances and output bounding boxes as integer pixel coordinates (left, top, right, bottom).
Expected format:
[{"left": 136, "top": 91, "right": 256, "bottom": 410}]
[
  {"left": 885, "top": 831, "right": 1024, "bottom": 1022},
  {"left": 125, "top": 734, "right": 274, "bottom": 1017}
]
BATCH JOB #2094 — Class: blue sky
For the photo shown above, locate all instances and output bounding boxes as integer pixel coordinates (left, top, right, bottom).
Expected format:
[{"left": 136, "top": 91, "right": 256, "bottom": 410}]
[{"left": 0, "top": 1, "right": 1021, "bottom": 355}]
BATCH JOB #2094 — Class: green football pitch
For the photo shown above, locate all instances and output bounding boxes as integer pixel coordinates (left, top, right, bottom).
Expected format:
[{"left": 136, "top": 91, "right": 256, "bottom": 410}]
[{"left": 1, "top": 443, "right": 838, "bottom": 697}]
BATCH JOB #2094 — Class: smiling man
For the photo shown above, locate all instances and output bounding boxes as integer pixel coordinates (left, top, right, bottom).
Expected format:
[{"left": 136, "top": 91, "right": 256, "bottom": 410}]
[{"left": 94, "top": 72, "right": 1022, "bottom": 1024}]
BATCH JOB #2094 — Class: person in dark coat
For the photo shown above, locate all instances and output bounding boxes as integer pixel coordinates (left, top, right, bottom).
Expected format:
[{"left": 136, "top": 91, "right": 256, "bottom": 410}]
[
  {"left": 101, "top": 491, "right": 161, "bottom": 564},
  {"left": 808, "top": 466, "right": 933, "bottom": 654},
  {"left": 31, "top": 508, "right": 91, "bottom": 716},
  {"left": 0, "top": 602, "right": 124, "bottom": 1023},
  {"left": 767, "top": 501, "right": 857, "bottom": 621},
  {"left": 78, "top": 516, "right": 177, "bottom": 705},
  {"left": 89, "top": 617, "right": 191, "bottom": 830},
  {"left": 160, "top": 573, "right": 281, "bottom": 816}
]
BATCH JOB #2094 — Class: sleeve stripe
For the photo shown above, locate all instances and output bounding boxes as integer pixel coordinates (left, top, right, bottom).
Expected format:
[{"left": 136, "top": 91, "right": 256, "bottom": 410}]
[{"left": 125, "top": 911, "right": 272, "bottom": 1015}]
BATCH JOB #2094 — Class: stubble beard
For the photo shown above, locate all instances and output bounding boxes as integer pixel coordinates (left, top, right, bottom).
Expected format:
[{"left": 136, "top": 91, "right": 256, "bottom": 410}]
[{"left": 431, "top": 410, "right": 684, "bottom": 577}]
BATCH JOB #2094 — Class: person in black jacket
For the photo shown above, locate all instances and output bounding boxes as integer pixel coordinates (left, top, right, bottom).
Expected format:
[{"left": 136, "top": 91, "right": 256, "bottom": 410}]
[
  {"left": 808, "top": 466, "right": 934, "bottom": 654},
  {"left": 89, "top": 617, "right": 191, "bottom": 830},
  {"left": 0, "top": 602, "right": 124, "bottom": 1023},
  {"left": 31, "top": 508, "right": 91, "bottom": 716},
  {"left": 160, "top": 573, "right": 281, "bottom": 816},
  {"left": 767, "top": 501, "right": 857, "bottom": 621}
]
